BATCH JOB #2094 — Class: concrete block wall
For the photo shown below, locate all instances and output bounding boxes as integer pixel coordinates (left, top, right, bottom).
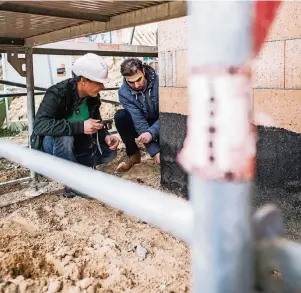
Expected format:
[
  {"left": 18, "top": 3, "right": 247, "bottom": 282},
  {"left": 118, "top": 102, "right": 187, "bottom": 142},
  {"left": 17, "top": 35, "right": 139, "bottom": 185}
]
[
  {"left": 253, "top": 2, "right": 301, "bottom": 133},
  {"left": 253, "top": 2, "right": 301, "bottom": 188},
  {"left": 159, "top": 2, "right": 301, "bottom": 195}
]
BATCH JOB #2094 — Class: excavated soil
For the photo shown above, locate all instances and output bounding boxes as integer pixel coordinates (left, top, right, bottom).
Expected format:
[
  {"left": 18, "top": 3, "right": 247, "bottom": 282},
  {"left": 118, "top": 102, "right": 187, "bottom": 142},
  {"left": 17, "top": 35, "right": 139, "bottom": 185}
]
[{"left": 0, "top": 133, "right": 191, "bottom": 293}]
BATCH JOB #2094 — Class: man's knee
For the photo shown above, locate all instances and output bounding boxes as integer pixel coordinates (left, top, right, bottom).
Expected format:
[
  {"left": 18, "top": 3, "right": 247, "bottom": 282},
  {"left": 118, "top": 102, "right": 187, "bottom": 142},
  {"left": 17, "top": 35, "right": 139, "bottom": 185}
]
[
  {"left": 53, "top": 136, "right": 74, "bottom": 149},
  {"left": 43, "top": 136, "right": 75, "bottom": 162},
  {"left": 52, "top": 136, "right": 75, "bottom": 159},
  {"left": 114, "top": 109, "right": 131, "bottom": 125}
]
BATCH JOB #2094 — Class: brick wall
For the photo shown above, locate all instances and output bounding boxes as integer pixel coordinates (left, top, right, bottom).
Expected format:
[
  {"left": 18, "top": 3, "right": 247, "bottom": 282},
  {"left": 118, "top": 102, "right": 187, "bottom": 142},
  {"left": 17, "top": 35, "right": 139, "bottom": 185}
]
[
  {"left": 158, "top": 17, "right": 188, "bottom": 196},
  {"left": 158, "top": 17, "right": 188, "bottom": 115},
  {"left": 253, "top": 2, "right": 301, "bottom": 133}
]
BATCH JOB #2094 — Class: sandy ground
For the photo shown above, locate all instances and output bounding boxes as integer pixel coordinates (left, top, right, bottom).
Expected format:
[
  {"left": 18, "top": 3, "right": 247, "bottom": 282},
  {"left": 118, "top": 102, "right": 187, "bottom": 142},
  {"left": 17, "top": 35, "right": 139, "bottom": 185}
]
[
  {"left": 0, "top": 133, "right": 191, "bottom": 293},
  {"left": 2, "top": 133, "right": 301, "bottom": 293}
]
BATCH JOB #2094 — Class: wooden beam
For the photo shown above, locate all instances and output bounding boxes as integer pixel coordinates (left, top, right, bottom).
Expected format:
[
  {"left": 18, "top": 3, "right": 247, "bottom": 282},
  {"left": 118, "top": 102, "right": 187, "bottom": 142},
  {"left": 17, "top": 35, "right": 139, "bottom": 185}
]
[
  {"left": 34, "top": 41, "right": 158, "bottom": 56},
  {"left": 0, "top": 42, "right": 158, "bottom": 57},
  {"left": 25, "top": 1, "right": 187, "bottom": 47},
  {"left": 0, "top": 2, "right": 110, "bottom": 22},
  {"left": 0, "top": 37, "right": 24, "bottom": 46}
]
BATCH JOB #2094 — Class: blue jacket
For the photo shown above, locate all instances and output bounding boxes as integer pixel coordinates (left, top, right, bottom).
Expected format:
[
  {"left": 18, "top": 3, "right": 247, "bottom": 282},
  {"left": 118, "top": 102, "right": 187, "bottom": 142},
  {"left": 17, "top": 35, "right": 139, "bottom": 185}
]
[{"left": 118, "top": 65, "right": 160, "bottom": 157}]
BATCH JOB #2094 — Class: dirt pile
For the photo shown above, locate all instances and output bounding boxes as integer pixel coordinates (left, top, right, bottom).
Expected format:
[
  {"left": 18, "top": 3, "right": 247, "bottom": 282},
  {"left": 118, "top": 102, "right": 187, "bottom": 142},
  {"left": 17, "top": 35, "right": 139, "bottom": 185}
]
[
  {"left": 0, "top": 159, "right": 190, "bottom": 293},
  {"left": 0, "top": 129, "right": 190, "bottom": 293}
]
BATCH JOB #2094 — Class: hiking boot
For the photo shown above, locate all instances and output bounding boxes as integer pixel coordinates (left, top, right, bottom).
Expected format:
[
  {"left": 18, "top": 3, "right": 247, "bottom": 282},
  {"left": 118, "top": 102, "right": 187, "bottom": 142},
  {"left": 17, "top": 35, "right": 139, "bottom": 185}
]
[
  {"left": 116, "top": 151, "right": 141, "bottom": 172},
  {"left": 63, "top": 187, "right": 87, "bottom": 199}
]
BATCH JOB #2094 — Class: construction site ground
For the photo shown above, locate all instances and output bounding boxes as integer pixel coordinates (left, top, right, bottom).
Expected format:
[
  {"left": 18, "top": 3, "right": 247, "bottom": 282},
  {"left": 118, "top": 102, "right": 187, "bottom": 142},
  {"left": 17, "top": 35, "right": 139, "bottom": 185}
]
[
  {"left": 0, "top": 56, "right": 192, "bottom": 293},
  {"left": 2, "top": 135, "right": 301, "bottom": 293},
  {"left": 0, "top": 130, "right": 190, "bottom": 293},
  {"left": 2, "top": 133, "right": 301, "bottom": 293}
]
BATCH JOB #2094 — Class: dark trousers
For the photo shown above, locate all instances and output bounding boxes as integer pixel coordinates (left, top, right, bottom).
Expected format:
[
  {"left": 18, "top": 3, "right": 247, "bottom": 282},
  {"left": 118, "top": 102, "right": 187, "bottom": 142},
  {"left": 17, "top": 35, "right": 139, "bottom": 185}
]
[
  {"left": 43, "top": 136, "right": 116, "bottom": 168},
  {"left": 114, "top": 109, "right": 160, "bottom": 157},
  {"left": 114, "top": 109, "right": 139, "bottom": 156}
]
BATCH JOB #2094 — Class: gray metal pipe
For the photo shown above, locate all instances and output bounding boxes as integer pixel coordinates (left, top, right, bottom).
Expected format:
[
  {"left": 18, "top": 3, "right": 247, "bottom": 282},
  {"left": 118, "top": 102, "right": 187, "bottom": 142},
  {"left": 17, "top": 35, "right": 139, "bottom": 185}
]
[
  {"left": 190, "top": 178, "right": 252, "bottom": 293},
  {"left": 0, "top": 140, "right": 193, "bottom": 242},
  {"left": 25, "top": 48, "right": 36, "bottom": 181},
  {"left": 0, "top": 79, "right": 47, "bottom": 91},
  {"left": 188, "top": 2, "right": 253, "bottom": 293},
  {"left": 0, "top": 89, "right": 119, "bottom": 99},
  {"left": 0, "top": 92, "right": 45, "bottom": 98},
  {"left": 4, "top": 96, "right": 9, "bottom": 127}
]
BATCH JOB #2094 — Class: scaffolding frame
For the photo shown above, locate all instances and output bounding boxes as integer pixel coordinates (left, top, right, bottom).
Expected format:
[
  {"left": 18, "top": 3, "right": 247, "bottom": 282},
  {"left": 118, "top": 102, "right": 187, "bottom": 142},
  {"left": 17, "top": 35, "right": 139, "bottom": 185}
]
[{"left": 1, "top": 1, "right": 301, "bottom": 293}]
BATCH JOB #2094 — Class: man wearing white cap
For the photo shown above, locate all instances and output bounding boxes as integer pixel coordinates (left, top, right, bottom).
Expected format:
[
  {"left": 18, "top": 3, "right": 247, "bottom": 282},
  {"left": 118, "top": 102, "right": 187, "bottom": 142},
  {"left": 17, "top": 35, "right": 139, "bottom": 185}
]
[{"left": 31, "top": 53, "right": 119, "bottom": 198}]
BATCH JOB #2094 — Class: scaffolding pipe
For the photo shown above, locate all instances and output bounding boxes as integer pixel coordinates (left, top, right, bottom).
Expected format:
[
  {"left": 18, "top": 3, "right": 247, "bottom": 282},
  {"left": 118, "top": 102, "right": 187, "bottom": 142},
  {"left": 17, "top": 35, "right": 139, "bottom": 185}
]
[
  {"left": 130, "top": 27, "right": 136, "bottom": 44},
  {"left": 25, "top": 48, "right": 36, "bottom": 182},
  {"left": 0, "top": 79, "right": 119, "bottom": 92},
  {"left": 0, "top": 92, "right": 45, "bottom": 98},
  {"left": 0, "top": 79, "right": 47, "bottom": 91},
  {"left": 0, "top": 140, "right": 193, "bottom": 243},
  {"left": 188, "top": 2, "right": 253, "bottom": 293},
  {"left": 4, "top": 96, "right": 9, "bottom": 127},
  {"left": 0, "top": 89, "right": 119, "bottom": 99}
]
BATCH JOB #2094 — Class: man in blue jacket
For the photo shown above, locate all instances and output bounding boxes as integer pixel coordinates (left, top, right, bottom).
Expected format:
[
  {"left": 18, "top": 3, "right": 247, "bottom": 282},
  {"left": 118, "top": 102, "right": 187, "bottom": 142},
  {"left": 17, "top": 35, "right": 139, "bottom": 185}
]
[{"left": 114, "top": 58, "right": 160, "bottom": 172}]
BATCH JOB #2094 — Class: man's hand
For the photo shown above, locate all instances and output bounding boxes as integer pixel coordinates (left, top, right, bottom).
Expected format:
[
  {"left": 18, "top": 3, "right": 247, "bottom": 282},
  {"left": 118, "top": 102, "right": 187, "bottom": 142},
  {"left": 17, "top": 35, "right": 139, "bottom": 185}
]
[
  {"left": 136, "top": 132, "right": 152, "bottom": 144},
  {"left": 84, "top": 119, "right": 103, "bottom": 135},
  {"left": 105, "top": 135, "right": 120, "bottom": 151},
  {"left": 154, "top": 153, "right": 160, "bottom": 165}
]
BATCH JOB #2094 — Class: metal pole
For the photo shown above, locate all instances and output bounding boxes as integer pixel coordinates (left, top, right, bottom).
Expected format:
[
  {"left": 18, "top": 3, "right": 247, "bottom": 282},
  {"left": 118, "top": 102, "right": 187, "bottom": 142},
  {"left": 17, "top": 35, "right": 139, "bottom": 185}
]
[
  {"left": 0, "top": 88, "right": 119, "bottom": 98},
  {"left": 0, "top": 140, "right": 193, "bottom": 242},
  {"left": 0, "top": 92, "right": 45, "bottom": 98},
  {"left": 187, "top": 2, "right": 253, "bottom": 293},
  {"left": 130, "top": 27, "right": 136, "bottom": 45},
  {"left": 4, "top": 96, "right": 9, "bottom": 128},
  {"left": 47, "top": 55, "right": 54, "bottom": 85},
  {"left": 25, "top": 47, "right": 36, "bottom": 182},
  {"left": 2, "top": 53, "right": 9, "bottom": 128},
  {"left": 0, "top": 79, "right": 47, "bottom": 91}
]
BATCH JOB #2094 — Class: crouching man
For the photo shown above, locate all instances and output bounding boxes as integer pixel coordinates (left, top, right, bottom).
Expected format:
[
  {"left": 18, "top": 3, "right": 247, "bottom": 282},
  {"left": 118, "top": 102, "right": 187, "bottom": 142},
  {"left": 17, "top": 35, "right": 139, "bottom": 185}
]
[
  {"left": 114, "top": 58, "right": 160, "bottom": 172},
  {"left": 31, "top": 53, "right": 119, "bottom": 198}
]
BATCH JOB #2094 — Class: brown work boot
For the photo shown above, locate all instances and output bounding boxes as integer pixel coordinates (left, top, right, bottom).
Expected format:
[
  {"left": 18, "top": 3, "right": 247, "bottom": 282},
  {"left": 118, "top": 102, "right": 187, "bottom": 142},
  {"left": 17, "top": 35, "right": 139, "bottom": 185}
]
[{"left": 116, "top": 151, "right": 141, "bottom": 172}]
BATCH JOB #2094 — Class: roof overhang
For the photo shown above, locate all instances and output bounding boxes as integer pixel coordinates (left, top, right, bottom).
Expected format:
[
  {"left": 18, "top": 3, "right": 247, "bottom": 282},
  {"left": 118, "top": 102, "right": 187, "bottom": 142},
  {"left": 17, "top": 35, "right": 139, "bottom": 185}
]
[{"left": 0, "top": 1, "right": 187, "bottom": 51}]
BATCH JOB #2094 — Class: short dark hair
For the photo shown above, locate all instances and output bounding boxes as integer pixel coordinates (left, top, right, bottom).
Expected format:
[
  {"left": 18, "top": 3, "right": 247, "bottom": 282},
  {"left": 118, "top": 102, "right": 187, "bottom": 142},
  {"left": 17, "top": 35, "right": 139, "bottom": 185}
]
[
  {"left": 120, "top": 58, "right": 143, "bottom": 76},
  {"left": 72, "top": 71, "right": 82, "bottom": 82},
  {"left": 72, "top": 72, "right": 92, "bottom": 83}
]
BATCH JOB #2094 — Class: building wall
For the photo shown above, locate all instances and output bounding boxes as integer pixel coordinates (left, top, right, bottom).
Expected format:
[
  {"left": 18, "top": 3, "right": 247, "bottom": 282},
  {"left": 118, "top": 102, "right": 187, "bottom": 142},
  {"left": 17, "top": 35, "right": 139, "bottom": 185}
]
[
  {"left": 158, "top": 17, "right": 189, "bottom": 197},
  {"left": 158, "top": 2, "right": 301, "bottom": 196},
  {"left": 253, "top": 2, "right": 301, "bottom": 133}
]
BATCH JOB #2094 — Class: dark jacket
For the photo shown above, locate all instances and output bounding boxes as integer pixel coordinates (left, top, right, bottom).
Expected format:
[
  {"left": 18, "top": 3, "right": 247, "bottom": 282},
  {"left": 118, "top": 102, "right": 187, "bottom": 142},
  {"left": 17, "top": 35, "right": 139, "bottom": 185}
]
[
  {"left": 31, "top": 78, "right": 109, "bottom": 150},
  {"left": 118, "top": 65, "right": 160, "bottom": 157}
]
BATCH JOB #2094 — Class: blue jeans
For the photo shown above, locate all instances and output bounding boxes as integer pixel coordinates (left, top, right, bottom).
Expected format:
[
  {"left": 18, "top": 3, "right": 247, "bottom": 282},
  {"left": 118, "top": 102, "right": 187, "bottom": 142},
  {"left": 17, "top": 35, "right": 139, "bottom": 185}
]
[{"left": 43, "top": 136, "right": 117, "bottom": 168}]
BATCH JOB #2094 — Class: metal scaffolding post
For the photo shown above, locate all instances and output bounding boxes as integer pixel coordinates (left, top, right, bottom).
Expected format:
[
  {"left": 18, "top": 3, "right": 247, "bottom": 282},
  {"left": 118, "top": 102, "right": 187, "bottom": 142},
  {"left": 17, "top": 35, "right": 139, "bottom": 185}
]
[
  {"left": 25, "top": 47, "right": 36, "bottom": 182},
  {"left": 4, "top": 96, "right": 9, "bottom": 127},
  {"left": 187, "top": 2, "right": 253, "bottom": 293}
]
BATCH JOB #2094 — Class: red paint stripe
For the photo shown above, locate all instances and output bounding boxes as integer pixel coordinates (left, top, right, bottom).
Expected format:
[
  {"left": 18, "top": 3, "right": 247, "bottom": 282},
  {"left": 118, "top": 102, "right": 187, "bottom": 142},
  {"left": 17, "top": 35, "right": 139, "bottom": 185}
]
[{"left": 253, "top": 1, "right": 282, "bottom": 57}]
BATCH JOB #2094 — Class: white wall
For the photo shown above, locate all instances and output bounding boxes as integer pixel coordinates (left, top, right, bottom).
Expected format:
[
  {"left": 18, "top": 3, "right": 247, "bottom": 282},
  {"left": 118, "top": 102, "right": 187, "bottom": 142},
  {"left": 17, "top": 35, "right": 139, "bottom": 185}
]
[{"left": 2, "top": 54, "right": 73, "bottom": 89}]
